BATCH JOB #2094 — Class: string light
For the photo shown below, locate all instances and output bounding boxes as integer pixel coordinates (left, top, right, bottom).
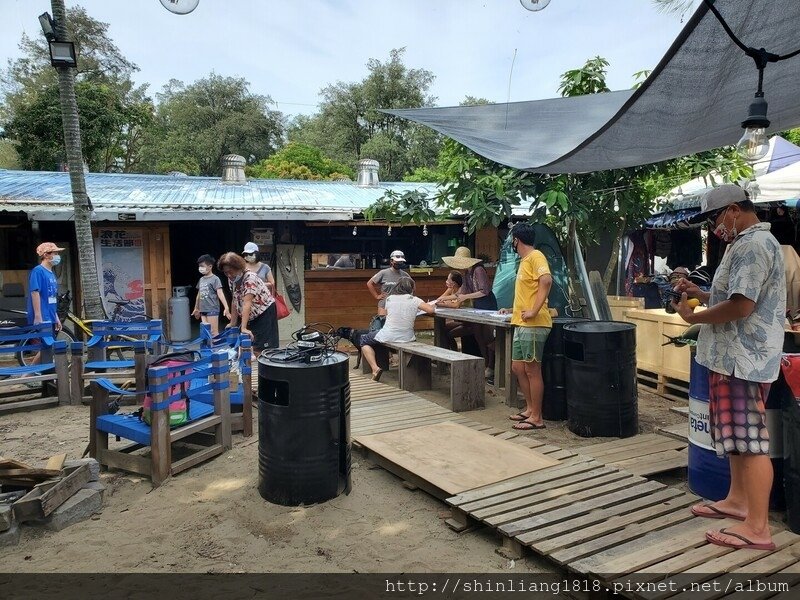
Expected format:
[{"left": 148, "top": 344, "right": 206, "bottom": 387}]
[
  {"left": 387, "top": 226, "right": 392, "bottom": 237},
  {"left": 352, "top": 226, "right": 357, "bottom": 236},
  {"left": 422, "top": 224, "right": 428, "bottom": 236},
  {"left": 463, "top": 224, "right": 468, "bottom": 233}
]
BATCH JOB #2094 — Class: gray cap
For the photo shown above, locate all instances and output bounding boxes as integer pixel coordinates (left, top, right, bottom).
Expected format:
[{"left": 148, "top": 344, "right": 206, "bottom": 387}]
[{"left": 694, "top": 184, "right": 747, "bottom": 221}]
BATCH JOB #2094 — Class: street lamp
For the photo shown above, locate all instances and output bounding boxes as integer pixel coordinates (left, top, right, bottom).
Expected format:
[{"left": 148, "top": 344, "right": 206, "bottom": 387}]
[{"left": 39, "top": 11, "right": 77, "bottom": 68}]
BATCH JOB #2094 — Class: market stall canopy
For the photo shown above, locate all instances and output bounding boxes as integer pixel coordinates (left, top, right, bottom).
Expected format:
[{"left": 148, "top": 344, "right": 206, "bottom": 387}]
[
  {"left": 757, "top": 161, "right": 800, "bottom": 204},
  {"left": 384, "top": 0, "right": 800, "bottom": 174}
]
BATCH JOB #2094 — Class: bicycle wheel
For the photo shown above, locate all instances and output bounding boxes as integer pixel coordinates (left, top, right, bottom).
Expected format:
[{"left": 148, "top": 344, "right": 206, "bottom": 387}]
[{"left": 17, "top": 328, "right": 76, "bottom": 367}]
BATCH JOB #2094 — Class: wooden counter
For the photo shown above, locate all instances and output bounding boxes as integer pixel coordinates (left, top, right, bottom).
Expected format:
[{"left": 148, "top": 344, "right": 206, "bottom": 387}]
[{"left": 304, "top": 267, "right": 495, "bottom": 330}]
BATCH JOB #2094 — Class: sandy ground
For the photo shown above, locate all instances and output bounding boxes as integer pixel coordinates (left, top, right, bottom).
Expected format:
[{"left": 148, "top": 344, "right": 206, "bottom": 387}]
[{"left": 0, "top": 353, "right": 686, "bottom": 574}]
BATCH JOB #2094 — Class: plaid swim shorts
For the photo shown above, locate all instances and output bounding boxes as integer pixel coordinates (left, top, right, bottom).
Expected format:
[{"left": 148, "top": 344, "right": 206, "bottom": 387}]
[{"left": 708, "top": 371, "right": 771, "bottom": 456}]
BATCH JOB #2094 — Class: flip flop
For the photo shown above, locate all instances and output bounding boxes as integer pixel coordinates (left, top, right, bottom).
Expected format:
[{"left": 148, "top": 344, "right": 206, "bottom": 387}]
[
  {"left": 372, "top": 369, "right": 383, "bottom": 382},
  {"left": 706, "top": 528, "right": 776, "bottom": 551},
  {"left": 691, "top": 503, "right": 746, "bottom": 521},
  {"left": 513, "top": 420, "right": 546, "bottom": 431},
  {"left": 509, "top": 412, "right": 529, "bottom": 422}
]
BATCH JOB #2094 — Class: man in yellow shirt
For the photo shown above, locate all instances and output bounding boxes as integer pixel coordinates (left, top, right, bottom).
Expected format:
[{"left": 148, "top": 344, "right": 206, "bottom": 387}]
[{"left": 500, "top": 223, "right": 552, "bottom": 430}]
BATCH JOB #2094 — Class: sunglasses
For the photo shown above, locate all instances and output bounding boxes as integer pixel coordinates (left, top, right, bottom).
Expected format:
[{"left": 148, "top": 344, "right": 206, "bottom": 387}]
[{"left": 706, "top": 207, "right": 727, "bottom": 226}]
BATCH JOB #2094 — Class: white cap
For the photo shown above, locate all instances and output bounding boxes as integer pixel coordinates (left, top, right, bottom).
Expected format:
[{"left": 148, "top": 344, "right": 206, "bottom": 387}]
[
  {"left": 390, "top": 250, "right": 405, "bottom": 261},
  {"left": 243, "top": 242, "right": 259, "bottom": 254}
]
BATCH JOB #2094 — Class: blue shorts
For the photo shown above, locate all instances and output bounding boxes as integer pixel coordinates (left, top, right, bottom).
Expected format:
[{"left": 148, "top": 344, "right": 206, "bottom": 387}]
[{"left": 201, "top": 311, "right": 219, "bottom": 317}]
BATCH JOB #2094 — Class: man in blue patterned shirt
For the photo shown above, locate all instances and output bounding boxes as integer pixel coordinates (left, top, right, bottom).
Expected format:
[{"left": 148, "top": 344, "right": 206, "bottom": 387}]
[{"left": 674, "top": 184, "right": 785, "bottom": 552}]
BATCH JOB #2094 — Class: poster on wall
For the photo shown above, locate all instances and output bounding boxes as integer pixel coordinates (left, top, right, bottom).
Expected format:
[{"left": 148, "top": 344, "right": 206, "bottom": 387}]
[{"left": 96, "top": 229, "right": 146, "bottom": 321}]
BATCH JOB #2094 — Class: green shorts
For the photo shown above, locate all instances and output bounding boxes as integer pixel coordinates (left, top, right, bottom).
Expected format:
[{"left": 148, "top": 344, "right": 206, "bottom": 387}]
[{"left": 512, "top": 327, "right": 551, "bottom": 362}]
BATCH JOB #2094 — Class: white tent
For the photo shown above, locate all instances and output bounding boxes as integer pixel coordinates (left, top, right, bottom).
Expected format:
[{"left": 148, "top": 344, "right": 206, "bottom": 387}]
[{"left": 755, "top": 160, "right": 800, "bottom": 204}]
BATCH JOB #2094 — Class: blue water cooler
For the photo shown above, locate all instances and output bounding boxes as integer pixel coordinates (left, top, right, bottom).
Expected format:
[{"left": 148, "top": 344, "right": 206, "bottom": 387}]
[
  {"left": 687, "top": 354, "right": 784, "bottom": 509},
  {"left": 688, "top": 356, "right": 730, "bottom": 500}
]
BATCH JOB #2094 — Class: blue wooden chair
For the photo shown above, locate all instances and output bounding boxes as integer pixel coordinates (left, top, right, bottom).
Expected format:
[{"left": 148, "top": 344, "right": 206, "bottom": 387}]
[
  {"left": 0, "top": 323, "right": 70, "bottom": 413},
  {"left": 70, "top": 319, "right": 163, "bottom": 404},
  {"left": 89, "top": 350, "right": 232, "bottom": 487},
  {"left": 189, "top": 334, "right": 253, "bottom": 436}
]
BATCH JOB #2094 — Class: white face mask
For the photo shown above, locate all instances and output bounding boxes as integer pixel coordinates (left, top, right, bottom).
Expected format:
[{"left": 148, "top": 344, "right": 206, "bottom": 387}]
[
  {"left": 51, "top": 254, "right": 62, "bottom": 266},
  {"left": 244, "top": 254, "right": 257, "bottom": 263},
  {"left": 713, "top": 208, "right": 739, "bottom": 243},
  {"left": 198, "top": 266, "right": 209, "bottom": 275}
]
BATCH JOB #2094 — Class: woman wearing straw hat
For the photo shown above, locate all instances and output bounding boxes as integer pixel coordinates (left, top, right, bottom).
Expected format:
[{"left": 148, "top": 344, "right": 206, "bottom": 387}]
[{"left": 440, "top": 246, "right": 498, "bottom": 382}]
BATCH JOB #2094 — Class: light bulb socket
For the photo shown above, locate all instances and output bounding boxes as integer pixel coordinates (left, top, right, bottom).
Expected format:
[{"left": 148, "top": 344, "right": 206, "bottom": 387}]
[{"left": 741, "top": 94, "right": 770, "bottom": 129}]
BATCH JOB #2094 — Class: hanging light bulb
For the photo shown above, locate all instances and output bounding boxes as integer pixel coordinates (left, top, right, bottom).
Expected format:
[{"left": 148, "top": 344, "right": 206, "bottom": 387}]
[
  {"left": 387, "top": 226, "right": 392, "bottom": 237},
  {"left": 519, "top": 0, "right": 551, "bottom": 11},
  {"left": 422, "top": 224, "right": 428, "bottom": 237},
  {"left": 613, "top": 198, "right": 620, "bottom": 213},
  {"left": 463, "top": 224, "right": 468, "bottom": 233},
  {"left": 737, "top": 91, "right": 771, "bottom": 164},
  {"left": 352, "top": 226, "right": 357, "bottom": 236}
]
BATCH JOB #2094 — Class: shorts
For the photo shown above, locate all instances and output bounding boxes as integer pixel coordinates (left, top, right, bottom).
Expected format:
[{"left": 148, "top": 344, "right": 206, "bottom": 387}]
[
  {"left": 709, "top": 371, "right": 771, "bottom": 456},
  {"left": 512, "top": 327, "right": 550, "bottom": 362},
  {"left": 359, "top": 331, "right": 381, "bottom": 348},
  {"left": 200, "top": 311, "right": 219, "bottom": 317}
]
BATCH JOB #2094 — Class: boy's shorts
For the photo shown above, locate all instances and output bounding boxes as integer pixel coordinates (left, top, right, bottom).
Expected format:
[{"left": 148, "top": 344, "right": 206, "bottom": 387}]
[
  {"left": 201, "top": 311, "right": 219, "bottom": 317},
  {"left": 512, "top": 327, "right": 550, "bottom": 362}
]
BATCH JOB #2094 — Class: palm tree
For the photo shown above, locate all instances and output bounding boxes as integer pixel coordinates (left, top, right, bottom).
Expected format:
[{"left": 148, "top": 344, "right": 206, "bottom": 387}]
[{"left": 51, "top": 0, "right": 104, "bottom": 319}]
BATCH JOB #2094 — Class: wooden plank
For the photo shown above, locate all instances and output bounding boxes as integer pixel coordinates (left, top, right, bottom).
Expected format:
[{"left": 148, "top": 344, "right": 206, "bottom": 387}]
[
  {"left": 0, "top": 457, "right": 33, "bottom": 470},
  {"left": 586, "top": 439, "right": 687, "bottom": 462},
  {"left": 721, "top": 561, "right": 800, "bottom": 600},
  {"left": 521, "top": 488, "right": 689, "bottom": 550},
  {"left": 614, "top": 449, "right": 688, "bottom": 476},
  {"left": 351, "top": 403, "right": 449, "bottom": 421},
  {"left": 580, "top": 434, "right": 667, "bottom": 456},
  {"left": 670, "top": 405, "right": 690, "bottom": 416},
  {"left": 169, "top": 415, "right": 222, "bottom": 442},
  {"left": 0, "top": 396, "right": 59, "bottom": 415},
  {"left": 576, "top": 518, "right": 735, "bottom": 578},
  {"left": 357, "top": 421, "right": 558, "bottom": 496},
  {"left": 656, "top": 423, "right": 689, "bottom": 443},
  {"left": 171, "top": 444, "right": 224, "bottom": 474},
  {"left": 353, "top": 414, "right": 462, "bottom": 436},
  {"left": 485, "top": 476, "right": 644, "bottom": 529},
  {"left": 98, "top": 448, "right": 151, "bottom": 477},
  {"left": 0, "top": 468, "right": 61, "bottom": 480},
  {"left": 447, "top": 457, "right": 599, "bottom": 506},
  {"left": 548, "top": 498, "right": 695, "bottom": 567},
  {"left": 459, "top": 465, "right": 620, "bottom": 513},
  {"left": 40, "top": 464, "right": 91, "bottom": 517},
  {"left": 45, "top": 454, "right": 67, "bottom": 471}
]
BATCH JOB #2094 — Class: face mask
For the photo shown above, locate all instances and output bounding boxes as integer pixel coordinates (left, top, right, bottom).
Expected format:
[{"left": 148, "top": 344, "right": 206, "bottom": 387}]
[
  {"left": 198, "top": 266, "right": 209, "bottom": 275},
  {"left": 244, "top": 254, "right": 257, "bottom": 263},
  {"left": 712, "top": 208, "right": 738, "bottom": 242},
  {"left": 392, "top": 261, "right": 406, "bottom": 270},
  {"left": 51, "top": 254, "right": 62, "bottom": 266}
]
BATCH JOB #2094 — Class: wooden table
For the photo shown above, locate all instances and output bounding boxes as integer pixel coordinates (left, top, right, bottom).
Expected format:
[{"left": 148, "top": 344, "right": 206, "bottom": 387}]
[{"left": 432, "top": 307, "right": 521, "bottom": 408}]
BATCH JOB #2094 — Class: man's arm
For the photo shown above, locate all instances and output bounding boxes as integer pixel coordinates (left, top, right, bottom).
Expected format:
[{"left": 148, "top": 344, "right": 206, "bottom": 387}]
[
  {"left": 676, "top": 293, "right": 754, "bottom": 324},
  {"left": 521, "top": 274, "right": 552, "bottom": 322},
  {"left": 367, "top": 277, "right": 383, "bottom": 300}
]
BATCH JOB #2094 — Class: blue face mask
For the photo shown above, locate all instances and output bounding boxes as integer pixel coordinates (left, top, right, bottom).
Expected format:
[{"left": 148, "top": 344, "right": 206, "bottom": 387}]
[{"left": 51, "top": 254, "right": 62, "bottom": 266}]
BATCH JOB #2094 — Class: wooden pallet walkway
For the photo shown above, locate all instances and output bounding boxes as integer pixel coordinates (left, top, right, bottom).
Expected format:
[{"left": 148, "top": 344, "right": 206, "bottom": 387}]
[
  {"left": 447, "top": 458, "right": 800, "bottom": 598},
  {"left": 579, "top": 434, "right": 688, "bottom": 476},
  {"left": 656, "top": 422, "right": 689, "bottom": 443}
]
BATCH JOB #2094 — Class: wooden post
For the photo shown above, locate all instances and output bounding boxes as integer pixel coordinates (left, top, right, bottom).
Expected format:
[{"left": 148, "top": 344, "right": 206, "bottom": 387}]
[
  {"left": 53, "top": 341, "right": 70, "bottom": 405},
  {"left": 89, "top": 381, "right": 109, "bottom": 459},
  {"left": 240, "top": 336, "right": 253, "bottom": 438},
  {"left": 149, "top": 366, "right": 170, "bottom": 487},
  {"left": 69, "top": 341, "right": 84, "bottom": 405},
  {"left": 495, "top": 328, "right": 508, "bottom": 389},
  {"left": 134, "top": 344, "right": 147, "bottom": 392},
  {"left": 213, "top": 351, "right": 232, "bottom": 450},
  {"left": 400, "top": 352, "right": 432, "bottom": 392},
  {"left": 451, "top": 358, "right": 485, "bottom": 412}
]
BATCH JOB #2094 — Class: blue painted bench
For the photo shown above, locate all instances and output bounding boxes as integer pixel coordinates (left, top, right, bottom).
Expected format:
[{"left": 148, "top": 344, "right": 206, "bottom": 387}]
[
  {"left": 89, "top": 350, "right": 232, "bottom": 487},
  {"left": 189, "top": 334, "right": 253, "bottom": 436},
  {"left": 0, "top": 323, "right": 70, "bottom": 414},
  {"left": 70, "top": 319, "right": 163, "bottom": 404}
]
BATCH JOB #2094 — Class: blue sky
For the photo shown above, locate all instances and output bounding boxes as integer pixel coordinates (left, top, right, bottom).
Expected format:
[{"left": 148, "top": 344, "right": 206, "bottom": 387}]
[{"left": 1, "top": 0, "right": 699, "bottom": 118}]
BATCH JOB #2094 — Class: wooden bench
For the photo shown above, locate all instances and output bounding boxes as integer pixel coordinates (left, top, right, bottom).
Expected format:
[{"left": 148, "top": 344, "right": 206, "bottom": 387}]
[{"left": 381, "top": 341, "right": 484, "bottom": 412}]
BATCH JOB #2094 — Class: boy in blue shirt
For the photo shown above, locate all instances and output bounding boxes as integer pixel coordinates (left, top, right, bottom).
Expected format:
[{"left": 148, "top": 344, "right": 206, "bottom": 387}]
[{"left": 26, "top": 242, "right": 64, "bottom": 367}]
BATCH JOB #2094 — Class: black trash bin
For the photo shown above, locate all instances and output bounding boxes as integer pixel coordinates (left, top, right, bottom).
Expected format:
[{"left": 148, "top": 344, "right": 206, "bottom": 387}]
[
  {"left": 258, "top": 351, "right": 352, "bottom": 506},
  {"left": 542, "top": 317, "right": 587, "bottom": 421},
  {"left": 563, "top": 321, "right": 638, "bottom": 438}
]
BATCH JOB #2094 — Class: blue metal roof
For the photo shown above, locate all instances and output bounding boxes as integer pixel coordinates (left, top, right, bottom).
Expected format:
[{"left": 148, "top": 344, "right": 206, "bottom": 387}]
[{"left": 0, "top": 170, "right": 438, "bottom": 222}]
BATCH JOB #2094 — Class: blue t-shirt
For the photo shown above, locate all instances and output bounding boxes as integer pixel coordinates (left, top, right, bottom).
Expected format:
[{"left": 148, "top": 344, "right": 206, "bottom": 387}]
[{"left": 26, "top": 265, "right": 59, "bottom": 325}]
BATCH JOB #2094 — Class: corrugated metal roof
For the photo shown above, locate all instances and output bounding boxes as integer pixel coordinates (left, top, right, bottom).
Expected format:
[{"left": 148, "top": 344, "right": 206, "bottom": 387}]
[{"left": 0, "top": 170, "right": 438, "bottom": 222}]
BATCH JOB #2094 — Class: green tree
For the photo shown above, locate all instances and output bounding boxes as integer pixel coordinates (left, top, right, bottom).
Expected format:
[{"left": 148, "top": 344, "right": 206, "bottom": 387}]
[
  {"left": 290, "top": 48, "right": 440, "bottom": 181},
  {"left": 246, "top": 142, "right": 354, "bottom": 180},
  {"left": 0, "top": 139, "right": 21, "bottom": 169},
  {"left": 140, "top": 74, "right": 285, "bottom": 176}
]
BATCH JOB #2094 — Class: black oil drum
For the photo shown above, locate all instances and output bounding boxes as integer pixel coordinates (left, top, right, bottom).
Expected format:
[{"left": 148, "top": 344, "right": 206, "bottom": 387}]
[
  {"left": 258, "top": 351, "right": 351, "bottom": 506},
  {"left": 563, "top": 321, "right": 638, "bottom": 438},
  {"left": 542, "top": 317, "right": 587, "bottom": 421}
]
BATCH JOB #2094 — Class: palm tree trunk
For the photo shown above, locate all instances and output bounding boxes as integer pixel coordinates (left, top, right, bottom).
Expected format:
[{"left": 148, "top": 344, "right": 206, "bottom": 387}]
[
  {"left": 52, "top": 0, "right": 104, "bottom": 319},
  {"left": 603, "top": 217, "right": 627, "bottom": 292}
]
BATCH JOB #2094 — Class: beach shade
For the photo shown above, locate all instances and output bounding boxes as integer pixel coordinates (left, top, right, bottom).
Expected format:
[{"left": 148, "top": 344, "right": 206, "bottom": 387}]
[{"left": 384, "top": 0, "right": 800, "bottom": 174}]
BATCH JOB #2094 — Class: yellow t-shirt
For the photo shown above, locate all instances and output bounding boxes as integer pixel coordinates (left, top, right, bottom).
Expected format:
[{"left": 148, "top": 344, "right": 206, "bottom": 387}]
[{"left": 511, "top": 249, "right": 553, "bottom": 328}]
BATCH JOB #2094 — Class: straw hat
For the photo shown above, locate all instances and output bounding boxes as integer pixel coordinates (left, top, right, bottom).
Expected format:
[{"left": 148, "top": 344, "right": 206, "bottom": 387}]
[{"left": 442, "top": 246, "right": 482, "bottom": 270}]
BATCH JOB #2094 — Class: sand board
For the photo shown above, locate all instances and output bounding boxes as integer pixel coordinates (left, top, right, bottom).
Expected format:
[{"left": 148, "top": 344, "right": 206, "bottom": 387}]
[{"left": 356, "top": 421, "right": 559, "bottom": 496}]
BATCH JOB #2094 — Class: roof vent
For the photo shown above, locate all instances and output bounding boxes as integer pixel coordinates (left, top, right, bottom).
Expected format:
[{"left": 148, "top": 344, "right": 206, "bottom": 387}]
[
  {"left": 356, "top": 159, "right": 379, "bottom": 187},
  {"left": 221, "top": 154, "right": 247, "bottom": 183}
]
